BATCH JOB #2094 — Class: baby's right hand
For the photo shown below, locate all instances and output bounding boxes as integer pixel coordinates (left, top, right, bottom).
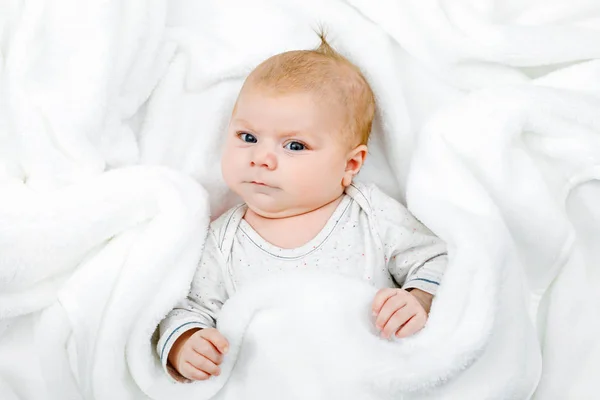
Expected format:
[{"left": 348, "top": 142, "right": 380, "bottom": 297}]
[{"left": 168, "top": 328, "right": 229, "bottom": 381}]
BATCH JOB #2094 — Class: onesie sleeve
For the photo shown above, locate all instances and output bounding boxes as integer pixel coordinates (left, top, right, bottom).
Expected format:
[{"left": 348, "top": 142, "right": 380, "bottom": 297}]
[
  {"left": 156, "top": 228, "right": 228, "bottom": 382},
  {"left": 367, "top": 184, "right": 448, "bottom": 295}
]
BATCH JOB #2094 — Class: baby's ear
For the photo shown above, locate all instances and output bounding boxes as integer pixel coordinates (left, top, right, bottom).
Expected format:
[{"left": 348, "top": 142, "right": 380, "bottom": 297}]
[{"left": 342, "top": 145, "right": 368, "bottom": 187}]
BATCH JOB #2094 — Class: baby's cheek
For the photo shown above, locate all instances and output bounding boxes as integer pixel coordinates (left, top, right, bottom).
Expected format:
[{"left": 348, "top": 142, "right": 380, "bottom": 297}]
[
  {"left": 294, "top": 168, "right": 319, "bottom": 190},
  {"left": 221, "top": 153, "right": 239, "bottom": 185}
]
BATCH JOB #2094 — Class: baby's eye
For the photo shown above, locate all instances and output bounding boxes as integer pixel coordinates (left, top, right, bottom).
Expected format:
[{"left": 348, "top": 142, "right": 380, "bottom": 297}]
[
  {"left": 239, "top": 132, "right": 257, "bottom": 143},
  {"left": 284, "top": 141, "right": 306, "bottom": 151}
]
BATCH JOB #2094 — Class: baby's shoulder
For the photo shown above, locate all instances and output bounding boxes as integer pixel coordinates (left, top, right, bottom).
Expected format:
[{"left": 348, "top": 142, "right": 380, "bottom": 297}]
[
  {"left": 346, "top": 181, "right": 404, "bottom": 212},
  {"left": 346, "top": 181, "right": 415, "bottom": 232}
]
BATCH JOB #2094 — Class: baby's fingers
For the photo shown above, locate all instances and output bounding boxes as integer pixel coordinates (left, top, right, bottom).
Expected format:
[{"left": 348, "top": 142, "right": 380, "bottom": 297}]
[
  {"left": 192, "top": 338, "right": 223, "bottom": 365},
  {"left": 185, "top": 351, "right": 221, "bottom": 378},
  {"left": 200, "top": 328, "right": 229, "bottom": 355},
  {"left": 179, "top": 361, "right": 211, "bottom": 381},
  {"left": 396, "top": 311, "right": 427, "bottom": 339},
  {"left": 372, "top": 288, "right": 400, "bottom": 315},
  {"left": 381, "top": 306, "right": 414, "bottom": 339},
  {"left": 375, "top": 296, "right": 408, "bottom": 333}
]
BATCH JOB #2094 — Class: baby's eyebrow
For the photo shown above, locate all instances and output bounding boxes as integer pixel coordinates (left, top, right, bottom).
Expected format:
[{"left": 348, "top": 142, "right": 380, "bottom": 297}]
[
  {"left": 277, "top": 130, "right": 304, "bottom": 139},
  {"left": 232, "top": 118, "right": 256, "bottom": 131}
]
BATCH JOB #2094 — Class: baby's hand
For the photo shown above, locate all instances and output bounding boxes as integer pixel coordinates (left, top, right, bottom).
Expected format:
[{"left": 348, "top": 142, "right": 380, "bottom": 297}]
[
  {"left": 371, "top": 288, "right": 432, "bottom": 339},
  {"left": 168, "top": 328, "right": 229, "bottom": 381}
]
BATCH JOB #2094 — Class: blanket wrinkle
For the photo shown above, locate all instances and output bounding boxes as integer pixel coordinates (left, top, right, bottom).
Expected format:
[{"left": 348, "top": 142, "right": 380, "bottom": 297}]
[{"left": 1, "top": 0, "right": 599, "bottom": 399}]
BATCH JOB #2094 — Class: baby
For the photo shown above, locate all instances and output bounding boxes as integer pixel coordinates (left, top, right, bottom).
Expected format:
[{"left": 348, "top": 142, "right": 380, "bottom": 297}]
[{"left": 157, "top": 35, "right": 448, "bottom": 382}]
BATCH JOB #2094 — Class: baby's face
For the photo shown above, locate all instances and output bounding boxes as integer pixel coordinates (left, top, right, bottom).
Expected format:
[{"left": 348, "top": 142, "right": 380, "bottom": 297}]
[{"left": 221, "top": 87, "right": 353, "bottom": 218}]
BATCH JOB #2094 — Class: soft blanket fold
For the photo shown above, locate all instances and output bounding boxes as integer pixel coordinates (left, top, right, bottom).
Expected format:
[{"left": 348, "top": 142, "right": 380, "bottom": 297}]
[
  {"left": 145, "top": 269, "right": 539, "bottom": 400},
  {"left": 1, "top": 0, "right": 600, "bottom": 399}
]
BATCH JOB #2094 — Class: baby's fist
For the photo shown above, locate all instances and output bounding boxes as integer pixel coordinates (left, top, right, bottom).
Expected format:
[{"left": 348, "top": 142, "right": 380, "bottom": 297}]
[
  {"left": 168, "top": 328, "right": 229, "bottom": 381},
  {"left": 371, "top": 288, "right": 431, "bottom": 339}
]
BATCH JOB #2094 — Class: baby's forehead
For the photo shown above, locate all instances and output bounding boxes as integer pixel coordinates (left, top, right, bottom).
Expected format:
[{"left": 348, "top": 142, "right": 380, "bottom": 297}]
[{"left": 235, "top": 87, "right": 345, "bottom": 128}]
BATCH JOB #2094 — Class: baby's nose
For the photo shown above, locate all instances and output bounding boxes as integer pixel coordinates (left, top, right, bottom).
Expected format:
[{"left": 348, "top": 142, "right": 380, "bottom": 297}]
[{"left": 250, "top": 149, "right": 277, "bottom": 170}]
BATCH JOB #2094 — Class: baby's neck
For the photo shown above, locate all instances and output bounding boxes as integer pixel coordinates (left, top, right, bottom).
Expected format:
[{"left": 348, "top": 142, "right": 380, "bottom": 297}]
[{"left": 243, "top": 196, "right": 344, "bottom": 249}]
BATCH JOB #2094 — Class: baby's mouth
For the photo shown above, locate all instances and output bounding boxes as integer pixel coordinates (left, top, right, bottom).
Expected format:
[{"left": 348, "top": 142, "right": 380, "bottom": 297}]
[{"left": 248, "top": 181, "right": 278, "bottom": 190}]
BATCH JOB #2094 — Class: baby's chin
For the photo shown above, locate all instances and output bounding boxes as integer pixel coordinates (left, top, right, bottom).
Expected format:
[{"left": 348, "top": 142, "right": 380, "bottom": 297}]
[
  {"left": 245, "top": 203, "right": 298, "bottom": 219},
  {"left": 244, "top": 198, "right": 310, "bottom": 220}
]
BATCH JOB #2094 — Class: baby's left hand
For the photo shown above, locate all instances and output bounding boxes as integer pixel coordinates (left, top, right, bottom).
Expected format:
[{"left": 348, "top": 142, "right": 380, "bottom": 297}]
[{"left": 372, "top": 288, "right": 432, "bottom": 339}]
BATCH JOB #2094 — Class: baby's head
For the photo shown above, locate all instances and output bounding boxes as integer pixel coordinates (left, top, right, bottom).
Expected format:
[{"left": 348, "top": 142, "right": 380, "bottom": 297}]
[{"left": 221, "top": 34, "right": 375, "bottom": 218}]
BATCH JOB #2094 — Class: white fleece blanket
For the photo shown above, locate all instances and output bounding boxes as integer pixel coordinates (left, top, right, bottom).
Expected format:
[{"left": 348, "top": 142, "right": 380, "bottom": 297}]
[{"left": 1, "top": 0, "right": 600, "bottom": 399}]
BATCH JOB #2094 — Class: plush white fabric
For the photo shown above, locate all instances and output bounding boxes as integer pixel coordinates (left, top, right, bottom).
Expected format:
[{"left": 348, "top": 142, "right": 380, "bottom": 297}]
[{"left": 1, "top": 0, "right": 599, "bottom": 399}]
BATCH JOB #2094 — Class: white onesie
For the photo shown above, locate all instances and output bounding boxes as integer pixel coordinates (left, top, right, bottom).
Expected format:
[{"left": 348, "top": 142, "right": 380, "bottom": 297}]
[{"left": 157, "top": 182, "right": 448, "bottom": 378}]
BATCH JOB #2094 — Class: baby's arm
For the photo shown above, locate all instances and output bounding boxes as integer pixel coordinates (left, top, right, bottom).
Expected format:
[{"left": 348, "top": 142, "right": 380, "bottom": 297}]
[
  {"left": 157, "top": 229, "right": 229, "bottom": 382},
  {"left": 367, "top": 185, "right": 448, "bottom": 338},
  {"left": 373, "top": 253, "right": 446, "bottom": 339},
  {"left": 384, "top": 208, "right": 447, "bottom": 297}
]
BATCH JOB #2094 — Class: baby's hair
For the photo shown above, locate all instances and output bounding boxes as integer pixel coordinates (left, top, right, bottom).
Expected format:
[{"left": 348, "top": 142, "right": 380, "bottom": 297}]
[{"left": 243, "top": 29, "right": 375, "bottom": 146}]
